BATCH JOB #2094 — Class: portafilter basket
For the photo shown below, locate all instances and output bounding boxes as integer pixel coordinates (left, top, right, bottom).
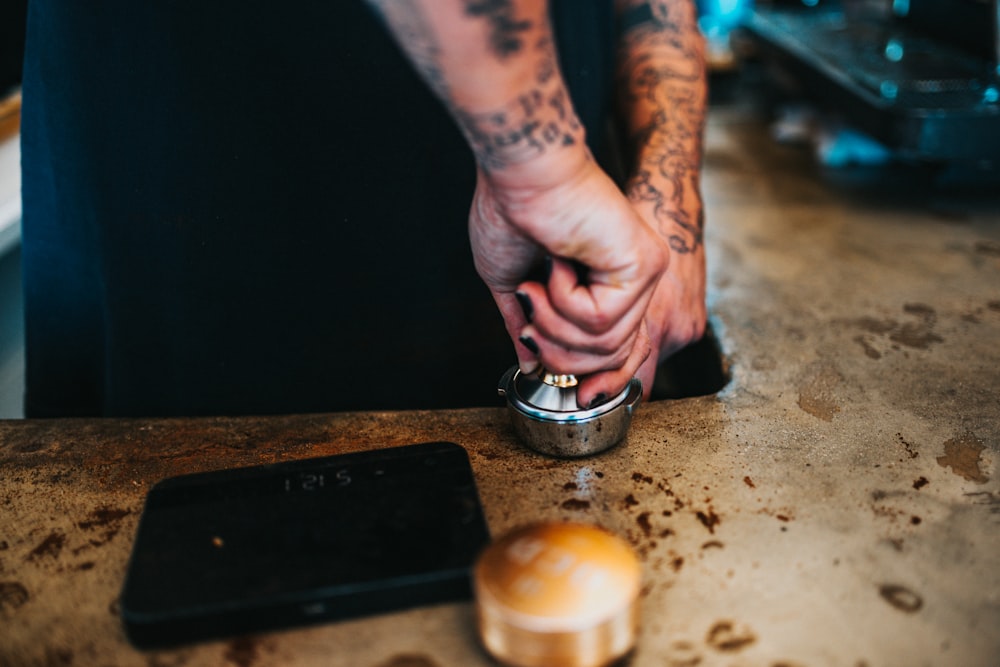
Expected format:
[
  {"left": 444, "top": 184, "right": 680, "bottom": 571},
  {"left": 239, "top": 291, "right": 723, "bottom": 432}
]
[{"left": 497, "top": 366, "right": 642, "bottom": 458}]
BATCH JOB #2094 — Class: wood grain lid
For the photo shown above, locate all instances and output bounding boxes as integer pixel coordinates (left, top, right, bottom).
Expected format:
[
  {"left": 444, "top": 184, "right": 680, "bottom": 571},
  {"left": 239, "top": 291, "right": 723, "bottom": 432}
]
[{"left": 474, "top": 522, "right": 641, "bottom": 667}]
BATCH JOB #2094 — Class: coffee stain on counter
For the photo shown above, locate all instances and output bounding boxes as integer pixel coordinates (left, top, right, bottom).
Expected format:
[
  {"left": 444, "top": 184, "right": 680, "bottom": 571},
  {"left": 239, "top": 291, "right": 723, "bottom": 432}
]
[
  {"left": 695, "top": 507, "right": 721, "bottom": 534},
  {"left": 0, "top": 581, "right": 29, "bottom": 612},
  {"left": 25, "top": 531, "right": 66, "bottom": 563},
  {"left": 224, "top": 637, "right": 259, "bottom": 667},
  {"left": 76, "top": 506, "right": 131, "bottom": 549},
  {"left": 842, "top": 302, "right": 945, "bottom": 359},
  {"left": 936, "top": 432, "right": 990, "bottom": 483},
  {"left": 878, "top": 584, "right": 923, "bottom": 613},
  {"left": 375, "top": 655, "right": 442, "bottom": 667},
  {"left": 797, "top": 362, "right": 843, "bottom": 421},
  {"left": 560, "top": 498, "right": 591, "bottom": 511},
  {"left": 706, "top": 620, "right": 757, "bottom": 652}
]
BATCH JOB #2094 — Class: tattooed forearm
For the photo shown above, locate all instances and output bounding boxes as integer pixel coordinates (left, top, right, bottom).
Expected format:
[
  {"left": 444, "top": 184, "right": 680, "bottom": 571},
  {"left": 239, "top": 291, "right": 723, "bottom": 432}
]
[
  {"left": 367, "top": 0, "right": 450, "bottom": 98},
  {"left": 464, "top": 0, "right": 533, "bottom": 59},
  {"left": 368, "top": 1, "right": 583, "bottom": 174},
  {"left": 455, "top": 41, "right": 581, "bottom": 170},
  {"left": 616, "top": 0, "right": 707, "bottom": 254}
]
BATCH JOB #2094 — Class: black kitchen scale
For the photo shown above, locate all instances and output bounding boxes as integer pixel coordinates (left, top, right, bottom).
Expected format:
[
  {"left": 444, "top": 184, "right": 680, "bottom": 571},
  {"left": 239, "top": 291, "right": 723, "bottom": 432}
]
[{"left": 120, "top": 441, "right": 490, "bottom": 648}]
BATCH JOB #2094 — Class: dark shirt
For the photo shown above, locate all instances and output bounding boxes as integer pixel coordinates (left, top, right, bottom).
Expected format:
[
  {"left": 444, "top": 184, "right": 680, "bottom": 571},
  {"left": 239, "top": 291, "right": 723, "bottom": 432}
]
[{"left": 20, "top": 0, "right": 616, "bottom": 417}]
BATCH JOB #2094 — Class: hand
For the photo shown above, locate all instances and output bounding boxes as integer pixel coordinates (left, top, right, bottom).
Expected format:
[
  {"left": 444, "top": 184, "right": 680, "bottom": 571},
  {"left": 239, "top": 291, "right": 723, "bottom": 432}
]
[
  {"left": 634, "top": 243, "right": 707, "bottom": 396},
  {"left": 469, "top": 153, "right": 670, "bottom": 408}
]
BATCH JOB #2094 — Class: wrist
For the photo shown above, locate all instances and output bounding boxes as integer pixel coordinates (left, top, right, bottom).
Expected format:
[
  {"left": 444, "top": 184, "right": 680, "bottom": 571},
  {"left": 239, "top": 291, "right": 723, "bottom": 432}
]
[{"left": 477, "top": 131, "right": 591, "bottom": 193}]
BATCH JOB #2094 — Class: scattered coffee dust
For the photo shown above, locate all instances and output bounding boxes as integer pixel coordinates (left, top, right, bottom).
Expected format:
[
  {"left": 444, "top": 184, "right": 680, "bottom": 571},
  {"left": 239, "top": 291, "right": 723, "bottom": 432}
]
[
  {"left": 878, "top": 584, "right": 923, "bottom": 613},
  {"left": 38, "top": 648, "right": 73, "bottom": 666},
  {"left": 850, "top": 316, "right": 897, "bottom": 335},
  {"left": 224, "top": 637, "right": 259, "bottom": 667},
  {"left": 890, "top": 304, "right": 942, "bottom": 349},
  {"left": 974, "top": 240, "right": 1000, "bottom": 257},
  {"left": 77, "top": 507, "right": 130, "bottom": 531},
  {"left": 77, "top": 506, "right": 132, "bottom": 548},
  {"left": 632, "top": 472, "right": 653, "bottom": 485},
  {"left": 664, "top": 640, "right": 702, "bottom": 667},
  {"left": 562, "top": 482, "right": 578, "bottom": 491},
  {"left": 26, "top": 531, "right": 66, "bottom": 562},
  {"left": 743, "top": 476, "right": 755, "bottom": 489},
  {"left": 936, "top": 432, "right": 989, "bottom": 483},
  {"left": 706, "top": 620, "right": 757, "bottom": 652},
  {"left": 890, "top": 323, "right": 943, "bottom": 349},
  {"left": 903, "top": 303, "right": 935, "bottom": 319},
  {"left": 0, "top": 581, "right": 30, "bottom": 611},
  {"left": 913, "top": 476, "right": 929, "bottom": 490},
  {"left": 853, "top": 335, "right": 882, "bottom": 360},
  {"left": 636, "top": 511, "right": 653, "bottom": 537},
  {"left": 897, "top": 433, "right": 919, "bottom": 459},
  {"left": 658, "top": 482, "right": 686, "bottom": 511},
  {"left": 696, "top": 508, "right": 721, "bottom": 534},
  {"left": 624, "top": 494, "right": 640, "bottom": 509},
  {"left": 845, "top": 305, "right": 943, "bottom": 352},
  {"left": 376, "top": 655, "right": 442, "bottom": 667},
  {"left": 560, "top": 498, "right": 591, "bottom": 511}
]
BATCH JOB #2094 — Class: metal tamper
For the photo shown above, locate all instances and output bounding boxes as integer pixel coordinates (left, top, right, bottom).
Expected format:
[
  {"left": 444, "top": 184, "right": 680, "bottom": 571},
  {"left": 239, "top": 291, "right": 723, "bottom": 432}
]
[{"left": 497, "top": 367, "right": 642, "bottom": 458}]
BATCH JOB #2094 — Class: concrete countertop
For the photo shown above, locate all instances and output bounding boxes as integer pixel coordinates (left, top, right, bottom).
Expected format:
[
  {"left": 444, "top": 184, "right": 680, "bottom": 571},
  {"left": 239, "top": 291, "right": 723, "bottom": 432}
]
[{"left": 2, "top": 107, "right": 999, "bottom": 667}]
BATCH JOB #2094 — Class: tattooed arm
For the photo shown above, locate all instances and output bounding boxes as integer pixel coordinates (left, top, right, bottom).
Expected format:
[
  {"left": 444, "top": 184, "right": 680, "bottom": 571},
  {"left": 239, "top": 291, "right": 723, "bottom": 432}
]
[
  {"left": 368, "top": 0, "right": 670, "bottom": 406},
  {"left": 615, "top": 0, "right": 709, "bottom": 390}
]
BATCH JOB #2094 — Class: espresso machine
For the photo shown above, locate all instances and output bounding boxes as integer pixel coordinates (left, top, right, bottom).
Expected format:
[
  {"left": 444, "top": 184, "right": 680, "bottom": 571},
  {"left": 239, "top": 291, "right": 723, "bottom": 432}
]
[{"left": 744, "top": 0, "right": 1000, "bottom": 169}]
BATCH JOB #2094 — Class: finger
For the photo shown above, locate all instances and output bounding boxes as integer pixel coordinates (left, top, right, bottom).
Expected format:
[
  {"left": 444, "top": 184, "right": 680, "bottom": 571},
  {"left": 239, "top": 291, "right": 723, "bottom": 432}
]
[
  {"left": 548, "top": 252, "right": 665, "bottom": 337},
  {"left": 635, "top": 349, "right": 659, "bottom": 402},
  {"left": 515, "top": 281, "right": 644, "bottom": 356},
  {"left": 546, "top": 256, "right": 647, "bottom": 335},
  {"left": 574, "top": 325, "right": 653, "bottom": 409},
  {"left": 518, "top": 323, "right": 639, "bottom": 378},
  {"left": 491, "top": 291, "right": 539, "bottom": 375}
]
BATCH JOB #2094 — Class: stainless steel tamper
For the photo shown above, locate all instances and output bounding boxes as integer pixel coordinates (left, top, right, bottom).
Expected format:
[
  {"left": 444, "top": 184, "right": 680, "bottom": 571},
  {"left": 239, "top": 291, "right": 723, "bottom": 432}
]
[{"left": 497, "top": 367, "right": 642, "bottom": 458}]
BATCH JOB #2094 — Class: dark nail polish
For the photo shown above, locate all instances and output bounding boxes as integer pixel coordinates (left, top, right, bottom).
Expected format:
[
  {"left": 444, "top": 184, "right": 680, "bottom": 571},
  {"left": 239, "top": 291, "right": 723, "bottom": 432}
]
[
  {"left": 587, "top": 393, "right": 608, "bottom": 409},
  {"left": 515, "top": 292, "right": 534, "bottom": 321},
  {"left": 519, "top": 335, "right": 539, "bottom": 355}
]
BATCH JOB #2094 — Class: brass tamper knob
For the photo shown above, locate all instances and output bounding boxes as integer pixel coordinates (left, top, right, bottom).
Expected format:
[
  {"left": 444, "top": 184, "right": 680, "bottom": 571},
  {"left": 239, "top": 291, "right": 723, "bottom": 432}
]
[{"left": 473, "top": 522, "right": 642, "bottom": 667}]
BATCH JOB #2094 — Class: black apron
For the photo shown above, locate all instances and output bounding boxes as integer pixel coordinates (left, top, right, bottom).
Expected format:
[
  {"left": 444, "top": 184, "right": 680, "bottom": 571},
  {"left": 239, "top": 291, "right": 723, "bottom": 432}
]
[{"left": 20, "top": 0, "right": 616, "bottom": 417}]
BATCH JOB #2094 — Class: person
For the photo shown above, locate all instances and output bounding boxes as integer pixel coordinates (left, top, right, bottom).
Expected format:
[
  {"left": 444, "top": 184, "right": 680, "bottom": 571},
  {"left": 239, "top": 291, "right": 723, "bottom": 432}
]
[{"left": 20, "top": 0, "right": 706, "bottom": 417}]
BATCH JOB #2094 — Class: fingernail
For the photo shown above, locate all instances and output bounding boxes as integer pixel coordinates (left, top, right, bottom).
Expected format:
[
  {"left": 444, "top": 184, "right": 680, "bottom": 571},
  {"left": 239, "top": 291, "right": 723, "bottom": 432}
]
[
  {"left": 519, "top": 335, "right": 539, "bottom": 355},
  {"left": 587, "top": 393, "right": 608, "bottom": 409},
  {"left": 515, "top": 292, "right": 533, "bottom": 321}
]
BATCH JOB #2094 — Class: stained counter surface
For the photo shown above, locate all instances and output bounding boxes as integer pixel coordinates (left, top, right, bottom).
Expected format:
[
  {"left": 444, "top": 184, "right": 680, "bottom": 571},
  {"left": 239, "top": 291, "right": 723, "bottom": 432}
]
[{"left": 2, "top": 107, "right": 999, "bottom": 667}]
